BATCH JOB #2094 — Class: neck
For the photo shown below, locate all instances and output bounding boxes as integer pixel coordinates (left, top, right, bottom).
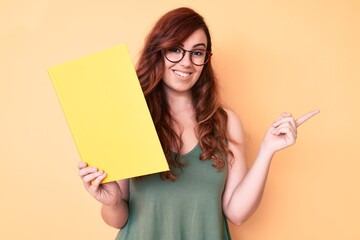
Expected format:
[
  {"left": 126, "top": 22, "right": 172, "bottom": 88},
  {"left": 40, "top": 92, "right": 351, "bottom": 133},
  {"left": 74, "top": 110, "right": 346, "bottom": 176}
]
[{"left": 166, "top": 91, "right": 193, "bottom": 115}]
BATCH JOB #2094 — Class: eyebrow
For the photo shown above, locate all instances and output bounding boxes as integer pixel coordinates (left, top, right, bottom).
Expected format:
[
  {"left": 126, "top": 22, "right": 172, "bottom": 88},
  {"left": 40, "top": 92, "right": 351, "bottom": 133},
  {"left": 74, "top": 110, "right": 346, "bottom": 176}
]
[{"left": 181, "top": 43, "right": 207, "bottom": 49}]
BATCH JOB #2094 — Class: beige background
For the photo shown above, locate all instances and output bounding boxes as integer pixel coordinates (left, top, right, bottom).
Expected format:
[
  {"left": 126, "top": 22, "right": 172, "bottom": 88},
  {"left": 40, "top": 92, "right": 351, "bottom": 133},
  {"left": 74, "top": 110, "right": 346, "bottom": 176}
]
[{"left": 1, "top": 0, "right": 359, "bottom": 239}]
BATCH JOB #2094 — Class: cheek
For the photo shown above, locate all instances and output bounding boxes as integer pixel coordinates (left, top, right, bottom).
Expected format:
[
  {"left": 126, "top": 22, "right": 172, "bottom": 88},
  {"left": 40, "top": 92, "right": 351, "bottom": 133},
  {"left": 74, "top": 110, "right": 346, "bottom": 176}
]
[
  {"left": 162, "top": 68, "right": 173, "bottom": 84},
  {"left": 195, "top": 66, "right": 205, "bottom": 77},
  {"left": 163, "top": 57, "right": 174, "bottom": 69}
]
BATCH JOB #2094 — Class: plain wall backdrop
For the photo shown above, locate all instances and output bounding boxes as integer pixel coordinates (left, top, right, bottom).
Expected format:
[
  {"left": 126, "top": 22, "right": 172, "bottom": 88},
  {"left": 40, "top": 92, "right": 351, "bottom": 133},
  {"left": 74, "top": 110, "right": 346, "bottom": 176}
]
[{"left": 1, "top": 0, "right": 359, "bottom": 239}]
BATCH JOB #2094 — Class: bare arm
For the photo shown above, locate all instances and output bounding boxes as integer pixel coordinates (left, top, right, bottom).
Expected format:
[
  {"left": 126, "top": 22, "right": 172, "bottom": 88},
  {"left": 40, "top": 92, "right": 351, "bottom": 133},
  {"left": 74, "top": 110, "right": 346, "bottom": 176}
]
[
  {"left": 101, "top": 179, "right": 130, "bottom": 229},
  {"left": 222, "top": 109, "right": 319, "bottom": 225}
]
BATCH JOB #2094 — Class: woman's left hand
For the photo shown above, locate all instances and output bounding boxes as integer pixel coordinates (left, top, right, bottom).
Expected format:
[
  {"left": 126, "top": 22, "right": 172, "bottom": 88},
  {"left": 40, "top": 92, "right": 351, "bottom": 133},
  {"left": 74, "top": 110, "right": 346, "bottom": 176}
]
[{"left": 260, "top": 110, "right": 320, "bottom": 155}]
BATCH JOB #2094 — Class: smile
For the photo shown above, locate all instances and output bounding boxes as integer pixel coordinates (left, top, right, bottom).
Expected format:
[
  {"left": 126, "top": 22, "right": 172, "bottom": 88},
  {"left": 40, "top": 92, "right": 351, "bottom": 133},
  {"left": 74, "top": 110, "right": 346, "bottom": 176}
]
[{"left": 173, "top": 70, "right": 192, "bottom": 78}]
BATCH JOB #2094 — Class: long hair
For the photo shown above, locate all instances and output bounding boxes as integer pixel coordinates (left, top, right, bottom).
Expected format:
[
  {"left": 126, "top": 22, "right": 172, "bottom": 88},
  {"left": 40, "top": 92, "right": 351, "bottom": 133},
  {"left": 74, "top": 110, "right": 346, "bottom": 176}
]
[{"left": 136, "top": 7, "right": 233, "bottom": 180}]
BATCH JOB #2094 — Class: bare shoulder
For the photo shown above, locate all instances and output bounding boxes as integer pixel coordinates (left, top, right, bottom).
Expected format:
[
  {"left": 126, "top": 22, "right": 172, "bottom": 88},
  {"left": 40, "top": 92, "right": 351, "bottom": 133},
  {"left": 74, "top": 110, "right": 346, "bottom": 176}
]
[
  {"left": 223, "top": 108, "right": 245, "bottom": 145},
  {"left": 224, "top": 108, "right": 243, "bottom": 127},
  {"left": 116, "top": 179, "right": 130, "bottom": 201}
]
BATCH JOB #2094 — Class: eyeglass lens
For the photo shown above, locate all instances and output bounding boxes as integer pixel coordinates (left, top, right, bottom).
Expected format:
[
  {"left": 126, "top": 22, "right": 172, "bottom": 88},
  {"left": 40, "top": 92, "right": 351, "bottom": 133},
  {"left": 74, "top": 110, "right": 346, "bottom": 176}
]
[{"left": 165, "top": 47, "right": 210, "bottom": 66}]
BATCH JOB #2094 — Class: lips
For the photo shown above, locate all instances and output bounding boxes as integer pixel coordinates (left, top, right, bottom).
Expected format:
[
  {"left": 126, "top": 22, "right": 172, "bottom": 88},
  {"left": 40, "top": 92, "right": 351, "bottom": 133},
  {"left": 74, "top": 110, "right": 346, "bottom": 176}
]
[{"left": 173, "top": 70, "right": 192, "bottom": 77}]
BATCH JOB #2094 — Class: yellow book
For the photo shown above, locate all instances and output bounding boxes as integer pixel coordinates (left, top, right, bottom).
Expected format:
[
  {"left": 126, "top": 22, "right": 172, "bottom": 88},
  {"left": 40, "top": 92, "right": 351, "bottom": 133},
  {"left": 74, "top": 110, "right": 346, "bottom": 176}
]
[{"left": 48, "top": 44, "right": 169, "bottom": 183}]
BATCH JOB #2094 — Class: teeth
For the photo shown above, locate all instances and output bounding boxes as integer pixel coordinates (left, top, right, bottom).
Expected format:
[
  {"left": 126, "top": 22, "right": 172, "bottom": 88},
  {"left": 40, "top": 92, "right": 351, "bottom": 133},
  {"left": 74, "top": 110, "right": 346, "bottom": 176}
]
[{"left": 174, "top": 71, "right": 190, "bottom": 77}]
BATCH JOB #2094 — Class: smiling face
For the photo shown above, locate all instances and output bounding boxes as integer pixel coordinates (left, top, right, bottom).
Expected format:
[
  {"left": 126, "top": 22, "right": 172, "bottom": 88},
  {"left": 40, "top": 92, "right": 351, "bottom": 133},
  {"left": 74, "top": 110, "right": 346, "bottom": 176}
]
[{"left": 162, "top": 28, "right": 208, "bottom": 97}]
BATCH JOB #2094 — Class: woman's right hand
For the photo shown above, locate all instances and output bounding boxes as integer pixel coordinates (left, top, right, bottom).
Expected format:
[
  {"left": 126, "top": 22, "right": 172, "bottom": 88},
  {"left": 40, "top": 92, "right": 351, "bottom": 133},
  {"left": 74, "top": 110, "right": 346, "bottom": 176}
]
[{"left": 78, "top": 161, "right": 122, "bottom": 206}]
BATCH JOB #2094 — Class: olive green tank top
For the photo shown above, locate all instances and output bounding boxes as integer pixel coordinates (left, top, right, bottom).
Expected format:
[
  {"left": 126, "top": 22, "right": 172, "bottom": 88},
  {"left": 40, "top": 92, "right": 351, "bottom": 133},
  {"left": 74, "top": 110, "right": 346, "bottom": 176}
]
[{"left": 116, "top": 144, "right": 231, "bottom": 240}]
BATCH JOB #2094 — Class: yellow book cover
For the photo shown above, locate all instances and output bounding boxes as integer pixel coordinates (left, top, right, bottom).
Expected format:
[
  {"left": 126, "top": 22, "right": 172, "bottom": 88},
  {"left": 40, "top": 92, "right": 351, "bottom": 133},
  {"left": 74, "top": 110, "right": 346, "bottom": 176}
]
[{"left": 48, "top": 44, "right": 169, "bottom": 183}]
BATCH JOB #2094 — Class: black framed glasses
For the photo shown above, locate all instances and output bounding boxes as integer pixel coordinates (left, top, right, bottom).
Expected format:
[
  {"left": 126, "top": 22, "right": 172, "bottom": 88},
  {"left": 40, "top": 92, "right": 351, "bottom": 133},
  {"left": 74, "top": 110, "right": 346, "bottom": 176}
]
[{"left": 164, "top": 47, "right": 212, "bottom": 66}]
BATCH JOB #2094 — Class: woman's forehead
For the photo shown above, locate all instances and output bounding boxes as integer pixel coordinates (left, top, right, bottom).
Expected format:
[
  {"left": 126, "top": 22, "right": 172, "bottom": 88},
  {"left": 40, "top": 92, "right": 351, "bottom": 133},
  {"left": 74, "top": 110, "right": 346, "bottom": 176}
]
[{"left": 180, "top": 29, "right": 208, "bottom": 49}]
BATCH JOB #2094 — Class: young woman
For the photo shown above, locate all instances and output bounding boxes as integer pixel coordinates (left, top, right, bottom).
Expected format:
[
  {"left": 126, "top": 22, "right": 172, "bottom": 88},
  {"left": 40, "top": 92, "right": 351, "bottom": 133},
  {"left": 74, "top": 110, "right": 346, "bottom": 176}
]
[{"left": 78, "top": 7, "right": 319, "bottom": 240}]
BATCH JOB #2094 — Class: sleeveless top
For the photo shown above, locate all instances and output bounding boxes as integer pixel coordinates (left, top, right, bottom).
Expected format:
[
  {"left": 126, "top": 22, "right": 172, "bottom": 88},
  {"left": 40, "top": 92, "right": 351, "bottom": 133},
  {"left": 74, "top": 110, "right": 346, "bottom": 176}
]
[{"left": 116, "top": 144, "right": 231, "bottom": 240}]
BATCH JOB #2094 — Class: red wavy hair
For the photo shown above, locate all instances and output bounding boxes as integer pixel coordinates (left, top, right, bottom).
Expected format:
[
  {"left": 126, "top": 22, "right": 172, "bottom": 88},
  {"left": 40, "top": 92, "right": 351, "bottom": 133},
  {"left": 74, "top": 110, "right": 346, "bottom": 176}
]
[{"left": 136, "top": 7, "right": 233, "bottom": 180}]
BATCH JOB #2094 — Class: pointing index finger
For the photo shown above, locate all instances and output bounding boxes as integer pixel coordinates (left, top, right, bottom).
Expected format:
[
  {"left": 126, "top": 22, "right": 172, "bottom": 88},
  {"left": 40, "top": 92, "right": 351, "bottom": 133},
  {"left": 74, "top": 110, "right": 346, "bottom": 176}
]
[{"left": 295, "top": 109, "right": 320, "bottom": 127}]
